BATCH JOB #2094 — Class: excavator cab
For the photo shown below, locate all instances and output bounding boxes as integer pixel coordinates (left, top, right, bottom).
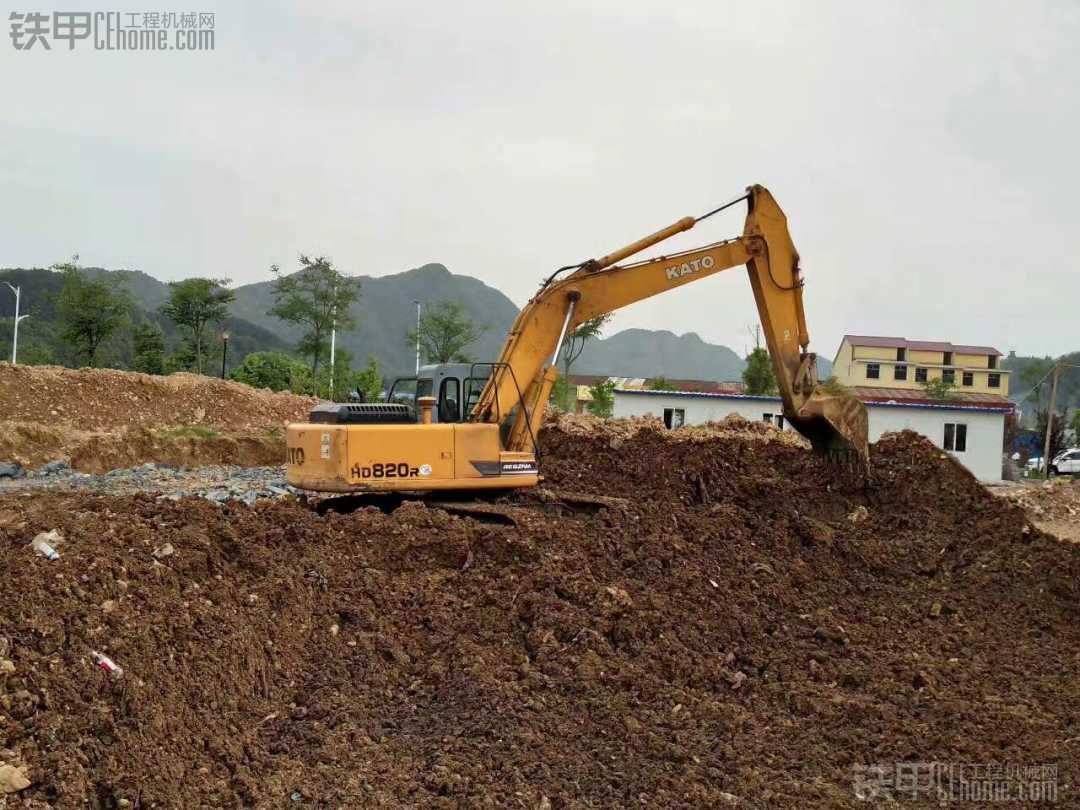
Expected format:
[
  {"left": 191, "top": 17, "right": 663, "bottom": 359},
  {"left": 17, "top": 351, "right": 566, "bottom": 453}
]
[{"left": 385, "top": 364, "right": 491, "bottom": 424}]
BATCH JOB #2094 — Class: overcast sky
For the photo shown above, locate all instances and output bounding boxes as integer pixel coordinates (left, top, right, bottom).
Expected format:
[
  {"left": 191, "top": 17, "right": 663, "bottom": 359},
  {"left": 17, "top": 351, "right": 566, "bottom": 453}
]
[{"left": 2, "top": 0, "right": 1077, "bottom": 359}]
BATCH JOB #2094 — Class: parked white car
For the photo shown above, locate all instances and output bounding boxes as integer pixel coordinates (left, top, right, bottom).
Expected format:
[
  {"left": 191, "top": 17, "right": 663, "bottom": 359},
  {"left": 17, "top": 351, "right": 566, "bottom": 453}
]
[{"left": 1049, "top": 448, "right": 1080, "bottom": 476}]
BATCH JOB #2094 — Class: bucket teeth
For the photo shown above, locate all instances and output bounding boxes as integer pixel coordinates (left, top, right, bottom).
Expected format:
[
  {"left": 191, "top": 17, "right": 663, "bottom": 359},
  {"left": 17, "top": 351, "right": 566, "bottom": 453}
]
[{"left": 788, "top": 388, "right": 870, "bottom": 467}]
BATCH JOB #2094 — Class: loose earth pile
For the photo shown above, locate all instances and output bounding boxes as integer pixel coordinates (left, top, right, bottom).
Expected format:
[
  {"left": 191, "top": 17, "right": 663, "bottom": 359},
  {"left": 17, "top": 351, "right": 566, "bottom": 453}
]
[
  {"left": 0, "top": 364, "right": 316, "bottom": 470},
  {"left": 1, "top": 423, "right": 1077, "bottom": 808}
]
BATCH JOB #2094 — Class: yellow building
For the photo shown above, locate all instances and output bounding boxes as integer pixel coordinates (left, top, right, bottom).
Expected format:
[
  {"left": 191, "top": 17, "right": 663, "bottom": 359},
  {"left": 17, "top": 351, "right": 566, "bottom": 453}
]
[{"left": 832, "top": 335, "right": 1009, "bottom": 396}]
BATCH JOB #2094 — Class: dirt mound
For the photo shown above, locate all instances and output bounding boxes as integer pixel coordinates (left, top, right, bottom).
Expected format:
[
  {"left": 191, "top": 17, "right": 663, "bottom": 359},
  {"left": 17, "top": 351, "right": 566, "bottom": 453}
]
[
  {"left": 0, "top": 363, "right": 316, "bottom": 433},
  {"left": 0, "top": 422, "right": 287, "bottom": 473},
  {"left": 0, "top": 430, "right": 1077, "bottom": 808},
  {"left": 0, "top": 364, "right": 317, "bottom": 470},
  {"left": 548, "top": 411, "right": 808, "bottom": 448}
]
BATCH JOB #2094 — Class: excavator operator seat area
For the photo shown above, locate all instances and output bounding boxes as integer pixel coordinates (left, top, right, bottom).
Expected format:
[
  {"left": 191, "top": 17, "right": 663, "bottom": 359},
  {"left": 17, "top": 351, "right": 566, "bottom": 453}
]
[{"left": 386, "top": 363, "right": 491, "bottom": 425}]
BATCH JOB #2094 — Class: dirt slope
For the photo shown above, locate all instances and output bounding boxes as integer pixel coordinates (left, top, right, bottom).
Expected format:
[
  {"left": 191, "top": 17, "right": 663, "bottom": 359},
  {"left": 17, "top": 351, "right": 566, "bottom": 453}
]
[
  {"left": 0, "top": 364, "right": 317, "bottom": 470},
  {"left": 0, "top": 426, "right": 1077, "bottom": 808}
]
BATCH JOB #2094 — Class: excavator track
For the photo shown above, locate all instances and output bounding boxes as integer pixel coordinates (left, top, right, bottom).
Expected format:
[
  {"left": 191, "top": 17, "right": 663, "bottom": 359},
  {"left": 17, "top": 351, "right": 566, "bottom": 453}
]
[{"left": 310, "top": 485, "right": 629, "bottom": 527}]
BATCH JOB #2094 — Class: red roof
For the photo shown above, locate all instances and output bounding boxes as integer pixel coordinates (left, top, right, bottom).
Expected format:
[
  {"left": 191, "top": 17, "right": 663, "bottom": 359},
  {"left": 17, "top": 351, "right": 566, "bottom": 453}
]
[
  {"left": 847, "top": 385, "right": 1014, "bottom": 410},
  {"left": 843, "top": 335, "right": 1002, "bottom": 356},
  {"left": 567, "top": 375, "right": 744, "bottom": 394}
]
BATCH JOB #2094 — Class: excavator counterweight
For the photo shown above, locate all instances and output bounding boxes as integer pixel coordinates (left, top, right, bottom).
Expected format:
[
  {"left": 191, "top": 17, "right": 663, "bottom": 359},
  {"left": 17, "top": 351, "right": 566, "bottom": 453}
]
[{"left": 286, "top": 185, "right": 869, "bottom": 493}]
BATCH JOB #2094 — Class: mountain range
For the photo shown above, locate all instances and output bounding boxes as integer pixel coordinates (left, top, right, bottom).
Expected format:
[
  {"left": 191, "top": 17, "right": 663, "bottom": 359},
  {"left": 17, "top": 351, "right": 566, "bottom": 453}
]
[{"left": 0, "top": 261, "right": 829, "bottom": 383}]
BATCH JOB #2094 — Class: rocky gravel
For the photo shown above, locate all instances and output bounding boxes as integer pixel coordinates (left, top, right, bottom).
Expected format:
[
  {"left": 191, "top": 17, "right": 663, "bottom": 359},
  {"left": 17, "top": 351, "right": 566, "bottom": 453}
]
[{"left": 0, "top": 459, "right": 299, "bottom": 504}]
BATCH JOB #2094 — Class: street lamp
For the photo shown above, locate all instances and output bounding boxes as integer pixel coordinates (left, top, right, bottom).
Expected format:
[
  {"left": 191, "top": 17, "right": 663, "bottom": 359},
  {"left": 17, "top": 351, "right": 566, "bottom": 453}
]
[
  {"left": 220, "top": 331, "right": 230, "bottom": 379},
  {"left": 414, "top": 300, "right": 421, "bottom": 374},
  {"left": 2, "top": 282, "right": 29, "bottom": 365}
]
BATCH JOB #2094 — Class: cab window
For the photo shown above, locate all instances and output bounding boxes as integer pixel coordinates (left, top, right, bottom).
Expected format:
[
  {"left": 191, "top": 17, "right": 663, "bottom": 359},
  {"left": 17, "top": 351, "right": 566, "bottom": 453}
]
[
  {"left": 463, "top": 377, "right": 485, "bottom": 418},
  {"left": 439, "top": 378, "right": 461, "bottom": 423}
]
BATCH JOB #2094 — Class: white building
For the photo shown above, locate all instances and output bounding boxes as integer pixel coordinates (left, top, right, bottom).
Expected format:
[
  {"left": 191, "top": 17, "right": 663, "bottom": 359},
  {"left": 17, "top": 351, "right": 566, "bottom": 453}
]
[{"left": 613, "top": 386, "right": 1012, "bottom": 482}]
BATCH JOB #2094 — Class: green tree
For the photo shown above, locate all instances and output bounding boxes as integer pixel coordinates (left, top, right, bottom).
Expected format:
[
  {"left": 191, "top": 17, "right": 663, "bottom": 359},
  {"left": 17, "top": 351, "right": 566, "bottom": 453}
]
[
  {"left": 269, "top": 256, "right": 360, "bottom": 378},
  {"left": 818, "top": 375, "right": 850, "bottom": 395},
  {"left": 1071, "top": 409, "right": 1080, "bottom": 446},
  {"left": 131, "top": 323, "right": 166, "bottom": 375},
  {"left": 556, "top": 313, "right": 611, "bottom": 409},
  {"left": 922, "top": 376, "right": 955, "bottom": 400},
  {"left": 354, "top": 357, "right": 383, "bottom": 402},
  {"left": 586, "top": 377, "right": 615, "bottom": 418},
  {"left": 407, "top": 300, "right": 483, "bottom": 364},
  {"left": 549, "top": 375, "right": 570, "bottom": 411},
  {"left": 160, "top": 278, "right": 234, "bottom": 375},
  {"left": 314, "top": 346, "right": 361, "bottom": 400},
  {"left": 647, "top": 376, "right": 674, "bottom": 391},
  {"left": 54, "top": 258, "right": 131, "bottom": 367},
  {"left": 230, "top": 351, "right": 308, "bottom": 392},
  {"left": 742, "top": 346, "right": 777, "bottom": 395}
]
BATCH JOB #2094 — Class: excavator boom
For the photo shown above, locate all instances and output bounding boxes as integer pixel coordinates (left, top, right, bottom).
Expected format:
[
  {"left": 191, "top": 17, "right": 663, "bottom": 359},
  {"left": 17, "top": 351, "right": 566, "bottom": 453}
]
[{"left": 473, "top": 185, "right": 868, "bottom": 460}]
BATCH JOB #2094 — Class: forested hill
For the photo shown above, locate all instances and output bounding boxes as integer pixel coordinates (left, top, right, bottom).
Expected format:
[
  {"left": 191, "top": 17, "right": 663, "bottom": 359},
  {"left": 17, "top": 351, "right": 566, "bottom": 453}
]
[{"left": 1, "top": 262, "right": 831, "bottom": 382}]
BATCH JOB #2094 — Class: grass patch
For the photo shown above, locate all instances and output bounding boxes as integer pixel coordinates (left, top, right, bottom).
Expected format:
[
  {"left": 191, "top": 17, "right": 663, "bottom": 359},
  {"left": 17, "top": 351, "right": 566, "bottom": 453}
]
[{"left": 159, "top": 425, "right": 221, "bottom": 440}]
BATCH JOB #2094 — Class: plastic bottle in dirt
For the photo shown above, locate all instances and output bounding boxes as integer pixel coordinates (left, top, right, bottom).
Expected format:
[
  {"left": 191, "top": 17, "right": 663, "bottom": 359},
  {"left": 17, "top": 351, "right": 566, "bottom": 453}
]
[
  {"left": 91, "top": 651, "right": 123, "bottom": 678},
  {"left": 30, "top": 536, "right": 60, "bottom": 561}
]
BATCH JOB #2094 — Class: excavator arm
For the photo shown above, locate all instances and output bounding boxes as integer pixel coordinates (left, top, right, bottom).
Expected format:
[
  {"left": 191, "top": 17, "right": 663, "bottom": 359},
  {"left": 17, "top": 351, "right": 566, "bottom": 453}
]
[{"left": 471, "top": 185, "right": 868, "bottom": 460}]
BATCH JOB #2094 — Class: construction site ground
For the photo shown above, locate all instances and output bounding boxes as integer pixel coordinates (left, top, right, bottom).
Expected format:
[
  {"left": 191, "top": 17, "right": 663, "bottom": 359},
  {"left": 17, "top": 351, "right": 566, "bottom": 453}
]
[
  {"left": 0, "top": 372, "right": 1077, "bottom": 808},
  {"left": 990, "top": 478, "right": 1080, "bottom": 545}
]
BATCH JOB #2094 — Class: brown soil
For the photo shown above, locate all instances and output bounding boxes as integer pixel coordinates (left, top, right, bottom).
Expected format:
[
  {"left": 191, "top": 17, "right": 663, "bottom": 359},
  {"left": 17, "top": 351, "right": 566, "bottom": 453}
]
[
  {"left": 0, "top": 364, "right": 315, "bottom": 471},
  {"left": 0, "top": 364, "right": 316, "bottom": 432},
  {"left": 0, "top": 428, "right": 1077, "bottom": 808},
  {"left": 0, "top": 422, "right": 287, "bottom": 473}
]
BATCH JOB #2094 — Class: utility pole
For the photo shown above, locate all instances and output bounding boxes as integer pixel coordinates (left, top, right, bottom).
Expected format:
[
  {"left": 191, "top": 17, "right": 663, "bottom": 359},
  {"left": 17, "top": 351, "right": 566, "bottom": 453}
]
[
  {"left": 220, "top": 332, "right": 230, "bottom": 379},
  {"left": 2, "top": 282, "right": 29, "bottom": 365},
  {"left": 328, "top": 278, "right": 339, "bottom": 401},
  {"left": 1043, "top": 362, "right": 1061, "bottom": 475},
  {"left": 414, "top": 300, "right": 421, "bottom": 374}
]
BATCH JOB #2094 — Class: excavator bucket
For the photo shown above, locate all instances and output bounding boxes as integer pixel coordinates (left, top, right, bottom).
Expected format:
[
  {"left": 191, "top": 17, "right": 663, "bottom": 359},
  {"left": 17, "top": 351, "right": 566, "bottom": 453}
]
[{"left": 788, "top": 388, "right": 870, "bottom": 464}]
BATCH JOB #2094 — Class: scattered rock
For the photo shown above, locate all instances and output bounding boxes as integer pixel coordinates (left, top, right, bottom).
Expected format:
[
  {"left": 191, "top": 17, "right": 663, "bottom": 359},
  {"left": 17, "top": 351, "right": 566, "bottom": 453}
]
[
  {"left": 929, "top": 601, "right": 943, "bottom": 618},
  {"left": 603, "top": 585, "right": 633, "bottom": 608},
  {"left": 0, "top": 763, "right": 31, "bottom": 793},
  {"left": 39, "top": 459, "right": 70, "bottom": 476},
  {"left": 0, "top": 462, "right": 23, "bottom": 480},
  {"left": 813, "top": 626, "right": 847, "bottom": 645},
  {"left": 152, "top": 543, "right": 175, "bottom": 560},
  {"left": 847, "top": 505, "right": 869, "bottom": 523}
]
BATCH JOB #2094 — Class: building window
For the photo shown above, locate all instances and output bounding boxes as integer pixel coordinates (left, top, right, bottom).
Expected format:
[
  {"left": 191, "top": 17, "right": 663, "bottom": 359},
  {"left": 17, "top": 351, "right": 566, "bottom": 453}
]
[
  {"left": 866, "top": 363, "right": 880, "bottom": 380},
  {"left": 942, "top": 369, "right": 955, "bottom": 384},
  {"left": 962, "top": 371, "right": 973, "bottom": 387},
  {"left": 943, "top": 351, "right": 953, "bottom": 366},
  {"left": 776, "top": 415, "right": 785, "bottom": 430},
  {"left": 915, "top": 367, "right": 928, "bottom": 383},
  {"left": 988, "top": 354, "right": 997, "bottom": 370},
  {"left": 896, "top": 347, "right": 906, "bottom": 362},
  {"left": 943, "top": 422, "right": 967, "bottom": 453},
  {"left": 988, "top": 373, "right": 1001, "bottom": 389},
  {"left": 663, "top": 408, "right": 684, "bottom": 429},
  {"left": 762, "top": 413, "right": 773, "bottom": 424},
  {"left": 894, "top": 365, "right": 908, "bottom": 381}
]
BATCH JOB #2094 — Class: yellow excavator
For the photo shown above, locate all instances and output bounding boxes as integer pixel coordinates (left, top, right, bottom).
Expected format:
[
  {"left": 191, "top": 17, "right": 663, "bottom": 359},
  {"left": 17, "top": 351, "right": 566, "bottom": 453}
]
[{"left": 286, "top": 185, "right": 868, "bottom": 493}]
